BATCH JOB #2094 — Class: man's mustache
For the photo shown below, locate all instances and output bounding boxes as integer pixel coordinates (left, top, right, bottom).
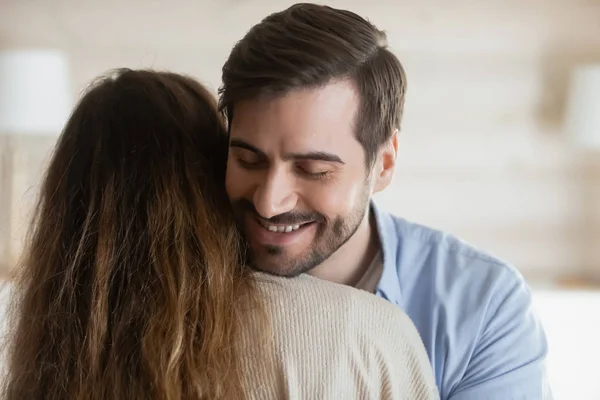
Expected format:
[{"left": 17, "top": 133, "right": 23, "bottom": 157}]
[{"left": 231, "top": 198, "right": 326, "bottom": 225}]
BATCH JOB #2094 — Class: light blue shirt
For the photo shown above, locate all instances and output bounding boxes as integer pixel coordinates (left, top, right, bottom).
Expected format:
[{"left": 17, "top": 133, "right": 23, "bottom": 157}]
[{"left": 372, "top": 202, "right": 552, "bottom": 399}]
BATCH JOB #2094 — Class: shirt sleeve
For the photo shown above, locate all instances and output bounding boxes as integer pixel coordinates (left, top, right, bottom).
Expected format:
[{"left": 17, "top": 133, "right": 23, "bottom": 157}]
[{"left": 448, "top": 267, "right": 553, "bottom": 400}]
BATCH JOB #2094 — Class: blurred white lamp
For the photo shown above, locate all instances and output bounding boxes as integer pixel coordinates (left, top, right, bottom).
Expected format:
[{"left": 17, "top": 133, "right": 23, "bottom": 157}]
[
  {"left": 564, "top": 64, "right": 600, "bottom": 150},
  {"left": 0, "top": 49, "right": 72, "bottom": 270},
  {"left": 564, "top": 64, "right": 600, "bottom": 278}
]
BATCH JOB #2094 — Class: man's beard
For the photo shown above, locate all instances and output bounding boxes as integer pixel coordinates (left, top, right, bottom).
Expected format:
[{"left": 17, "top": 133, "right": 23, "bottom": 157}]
[{"left": 231, "top": 190, "right": 370, "bottom": 277}]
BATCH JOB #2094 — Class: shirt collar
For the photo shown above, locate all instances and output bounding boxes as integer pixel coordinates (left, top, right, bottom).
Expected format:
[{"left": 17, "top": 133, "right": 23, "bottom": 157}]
[{"left": 372, "top": 201, "right": 405, "bottom": 309}]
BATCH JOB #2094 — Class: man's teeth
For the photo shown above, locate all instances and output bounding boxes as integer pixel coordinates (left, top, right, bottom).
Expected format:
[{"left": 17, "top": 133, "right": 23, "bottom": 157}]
[{"left": 261, "top": 222, "right": 301, "bottom": 233}]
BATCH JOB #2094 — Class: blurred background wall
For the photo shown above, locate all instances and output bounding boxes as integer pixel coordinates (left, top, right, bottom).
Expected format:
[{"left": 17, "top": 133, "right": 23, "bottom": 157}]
[{"left": 4, "top": 0, "right": 599, "bottom": 281}]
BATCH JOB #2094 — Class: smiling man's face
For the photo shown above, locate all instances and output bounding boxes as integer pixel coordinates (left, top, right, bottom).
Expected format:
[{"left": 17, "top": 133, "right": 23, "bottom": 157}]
[{"left": 225, "top": 80, "right": 374, "bottom": 277}]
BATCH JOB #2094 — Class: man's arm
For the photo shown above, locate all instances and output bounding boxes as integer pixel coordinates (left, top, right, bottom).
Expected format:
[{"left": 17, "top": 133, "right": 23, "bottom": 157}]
[{"left": 449, "top": 268, "right": 552, "bottom": 399}]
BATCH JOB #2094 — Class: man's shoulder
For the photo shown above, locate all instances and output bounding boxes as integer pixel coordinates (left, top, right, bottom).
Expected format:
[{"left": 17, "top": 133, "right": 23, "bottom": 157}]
[
  {"left": 379, "top": 209, "right": 523, "bottom": 292},
  {"left": 389, "top": 213, "right": 504, "bottom": 266},
  {"left": 377, "top": 208, "right": 548, "bottom": 399},
  {"left": 376, "top": 207, "right": 532, "bottom": 347}
]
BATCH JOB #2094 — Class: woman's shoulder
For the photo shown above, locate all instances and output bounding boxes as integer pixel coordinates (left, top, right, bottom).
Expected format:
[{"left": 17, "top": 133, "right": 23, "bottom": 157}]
[
  {"left": 243, "top": 273, "right": 439, "bottom": 399},
  {"left": 254, "top": 272, "right": 414, "bottom": 331}
]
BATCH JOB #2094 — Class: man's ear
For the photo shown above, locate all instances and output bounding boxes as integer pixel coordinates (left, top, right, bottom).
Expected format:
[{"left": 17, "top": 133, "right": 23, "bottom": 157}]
[{"left": 373, "top": 129, "right": 398, "bottom": 194}]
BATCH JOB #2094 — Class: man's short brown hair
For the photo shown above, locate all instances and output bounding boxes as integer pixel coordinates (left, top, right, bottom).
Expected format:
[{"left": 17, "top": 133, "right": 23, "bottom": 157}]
[{"left": 219, "top": 3, "right": 407, "bottom": 166}]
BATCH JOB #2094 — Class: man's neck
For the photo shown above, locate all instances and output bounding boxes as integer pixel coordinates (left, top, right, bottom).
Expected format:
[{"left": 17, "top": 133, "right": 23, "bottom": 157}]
[{"left": 308, "top": 209, "right": 380, "bottom": 287}]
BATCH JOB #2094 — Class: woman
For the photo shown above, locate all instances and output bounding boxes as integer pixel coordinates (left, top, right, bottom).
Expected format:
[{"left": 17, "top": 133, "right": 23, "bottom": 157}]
[{"left": 1, "top": 69, "right": 437, "bottom": 399}]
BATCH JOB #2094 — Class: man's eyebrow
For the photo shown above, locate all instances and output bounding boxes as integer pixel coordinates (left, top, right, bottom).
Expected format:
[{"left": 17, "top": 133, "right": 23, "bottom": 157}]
[
  {"left": 285, "top": 151, "right": 344, "bottom": 164},
  {"left": 229, "top": 139, "right": 344, "bottom": 164},
  {"left": 229, "top": 139, "right": 267, "bottom": 157}
]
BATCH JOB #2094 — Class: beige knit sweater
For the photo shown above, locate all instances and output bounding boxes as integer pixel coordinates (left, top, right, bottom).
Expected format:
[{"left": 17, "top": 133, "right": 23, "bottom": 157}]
[{"left": 238, "top": 273, "right": 439, "bottom": 399}]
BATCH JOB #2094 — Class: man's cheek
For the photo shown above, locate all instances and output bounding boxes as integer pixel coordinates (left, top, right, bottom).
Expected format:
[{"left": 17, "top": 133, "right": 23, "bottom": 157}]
[
  {"left": 225, "top": 168, "right": 243, "bottom": 198},
  {"left": 311, "top": 189, "right": 354, "bottom": 215}
]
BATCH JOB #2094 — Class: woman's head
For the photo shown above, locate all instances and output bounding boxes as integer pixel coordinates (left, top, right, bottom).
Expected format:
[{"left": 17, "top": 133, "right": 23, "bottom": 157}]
[{"left": 3, "top": 69, "right": 252, "bottom": 399}]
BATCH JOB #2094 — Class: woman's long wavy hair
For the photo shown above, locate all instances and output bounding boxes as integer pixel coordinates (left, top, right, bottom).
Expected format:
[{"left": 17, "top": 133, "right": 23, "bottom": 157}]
[{"left": 1, "top": 69, "right": 257, "bottom": 399}]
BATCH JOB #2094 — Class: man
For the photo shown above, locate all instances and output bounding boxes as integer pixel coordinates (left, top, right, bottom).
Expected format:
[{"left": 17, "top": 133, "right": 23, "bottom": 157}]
[{"left": 219, "top": 3, "right": 551, "bottom": 399}]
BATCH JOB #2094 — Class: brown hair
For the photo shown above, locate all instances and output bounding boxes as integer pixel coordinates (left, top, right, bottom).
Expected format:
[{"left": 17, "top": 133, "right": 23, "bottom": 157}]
[
  {"left": 219, "top": 3, "right": 407, "bottom": 166},
  {"left": 2, "top": 69, "right": 257, "bottom": 399}
]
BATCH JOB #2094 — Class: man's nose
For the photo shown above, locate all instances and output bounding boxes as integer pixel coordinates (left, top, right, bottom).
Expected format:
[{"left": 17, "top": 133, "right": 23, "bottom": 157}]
[{"left": 252, "top": 168, "right": 298, "bottom": 219}]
